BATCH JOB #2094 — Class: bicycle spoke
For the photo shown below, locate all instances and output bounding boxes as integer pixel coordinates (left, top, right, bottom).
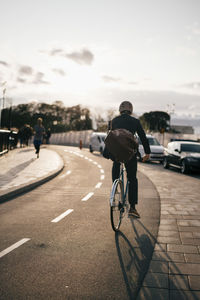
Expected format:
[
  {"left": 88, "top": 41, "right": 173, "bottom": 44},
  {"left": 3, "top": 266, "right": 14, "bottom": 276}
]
[{"left": 110, "top": 180, "right": 123, "bottom": 231}]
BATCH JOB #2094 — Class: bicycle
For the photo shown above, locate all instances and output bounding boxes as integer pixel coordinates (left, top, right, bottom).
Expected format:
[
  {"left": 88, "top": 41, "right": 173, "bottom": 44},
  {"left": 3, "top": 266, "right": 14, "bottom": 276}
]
[{"left": 110, "top": 162, "right": 130, "bottom": 232}]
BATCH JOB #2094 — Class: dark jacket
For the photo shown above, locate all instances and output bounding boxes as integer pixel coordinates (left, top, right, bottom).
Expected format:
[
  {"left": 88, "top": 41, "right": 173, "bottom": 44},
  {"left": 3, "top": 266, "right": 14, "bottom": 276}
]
[{"left": 110, "top": 113, "right": 151, "bottom": 154}]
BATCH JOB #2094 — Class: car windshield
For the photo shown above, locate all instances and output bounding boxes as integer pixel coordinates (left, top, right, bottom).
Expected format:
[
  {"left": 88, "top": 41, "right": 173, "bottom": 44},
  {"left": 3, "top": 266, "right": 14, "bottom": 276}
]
[
  {"left": 181, "top": 143, "right": 200, "bottom": 153},
  {"left": 148, "top": 137, "right": 160, "bottom": 146}
]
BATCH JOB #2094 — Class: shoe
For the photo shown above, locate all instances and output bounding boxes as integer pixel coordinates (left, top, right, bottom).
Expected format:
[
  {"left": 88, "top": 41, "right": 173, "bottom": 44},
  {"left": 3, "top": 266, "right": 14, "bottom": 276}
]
[{"left": 128, "top": 207, "right": 140, "bottom": 218}]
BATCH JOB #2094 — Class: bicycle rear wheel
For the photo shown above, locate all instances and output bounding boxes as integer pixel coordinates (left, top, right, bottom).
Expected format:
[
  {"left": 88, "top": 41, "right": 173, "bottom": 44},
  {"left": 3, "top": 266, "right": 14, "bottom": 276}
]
[{"left": 110, "top": 180, "right": 123, "bottom": 232}]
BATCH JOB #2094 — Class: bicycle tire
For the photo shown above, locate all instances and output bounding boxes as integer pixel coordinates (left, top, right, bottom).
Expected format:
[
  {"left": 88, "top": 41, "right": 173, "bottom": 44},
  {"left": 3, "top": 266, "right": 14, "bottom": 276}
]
[{"left": 110, "top": 179, "right": 123, "bottom": 232}]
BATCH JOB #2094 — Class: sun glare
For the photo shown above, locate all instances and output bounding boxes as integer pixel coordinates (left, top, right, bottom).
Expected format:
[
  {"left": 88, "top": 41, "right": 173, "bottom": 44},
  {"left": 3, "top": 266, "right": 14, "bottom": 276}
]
[{"left": 63, "top": 67, "right": 101, "bottom": 94}]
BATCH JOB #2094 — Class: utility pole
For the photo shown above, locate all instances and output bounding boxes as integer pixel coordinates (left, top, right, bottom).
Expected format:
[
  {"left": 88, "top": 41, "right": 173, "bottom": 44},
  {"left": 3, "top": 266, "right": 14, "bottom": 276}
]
[{"left": 0, "top": 81, "right": 7, "bottom": 128}]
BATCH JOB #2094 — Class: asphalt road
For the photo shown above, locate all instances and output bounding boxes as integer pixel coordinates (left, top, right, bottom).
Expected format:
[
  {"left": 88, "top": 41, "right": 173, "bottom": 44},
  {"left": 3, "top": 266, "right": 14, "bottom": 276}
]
[{"left": 1, "top": 145, "right": 161, "bottom": 300}]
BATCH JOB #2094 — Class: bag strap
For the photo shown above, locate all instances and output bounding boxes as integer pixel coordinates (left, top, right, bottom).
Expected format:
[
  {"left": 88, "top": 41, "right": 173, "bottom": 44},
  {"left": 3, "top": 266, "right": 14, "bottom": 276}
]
[{"left": 108, "top": 120, "right": 112, "bottom": 131}]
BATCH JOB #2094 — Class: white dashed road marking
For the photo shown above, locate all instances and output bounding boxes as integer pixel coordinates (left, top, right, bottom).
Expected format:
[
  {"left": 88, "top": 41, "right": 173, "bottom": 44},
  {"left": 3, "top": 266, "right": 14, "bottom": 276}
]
[
  {"left": 63, "top": 149, "right": 105, "bottom": 198},
  {"left": 60, "top": 170, "right": 71, "bottom": 178},
  {"left": 0, "top": 238, "right": 30, "bottom": 258},
  {"left": 95, "top": 182, "right": 102, "bottom": 189},
  {"left": 51, "top": 209, "right": 74, "bottom": 223},
  {"left": 81, "top": 192, "right": 94, "bottom": 201}
]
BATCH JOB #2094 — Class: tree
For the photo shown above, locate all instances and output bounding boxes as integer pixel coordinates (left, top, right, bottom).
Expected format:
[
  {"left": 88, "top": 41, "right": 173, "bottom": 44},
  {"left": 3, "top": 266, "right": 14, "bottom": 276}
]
[
  {"left": 1, "top": 102, "right": 93, "bottom": 133},
  {"left": 139, "top": 111, "right": 170, "bottom": 132},
  {"left": 94, "top": 109, "right": 118, "bottom": 132}
]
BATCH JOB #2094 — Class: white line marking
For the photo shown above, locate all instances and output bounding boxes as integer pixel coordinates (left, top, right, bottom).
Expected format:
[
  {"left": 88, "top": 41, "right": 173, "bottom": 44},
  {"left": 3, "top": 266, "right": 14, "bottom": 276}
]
[
  {"left": 81, "top": 192, "right": 94, "bottom": 201},
  {"left": 100, "top": 169, "right": 104, "bottom": 173},
  {"left": 60, "top": 170, "right": 71, "bottom": 178},
  {"left": 97, "top": 164, "right": 102, "bottom": 168},
  {"left": 95, "top": 182, "right": 102, "bottom": 188},
  {"left": 51, "top": 209, "right": 74, "bottom": 223},
  {"left": 0, "top": 238, "right": 30, "bottom": 258},
  {"left": 93, "top": 161, "right": 98, "bottom": 165},
  {"left": 101, "top": 175, "right": 105, "bottom": 180},
  {"left": 88, "top": 159, "right": 93, "bottom": 162},
  {"left": 84, "top": 156, "right": 88, "bottom": 160}
]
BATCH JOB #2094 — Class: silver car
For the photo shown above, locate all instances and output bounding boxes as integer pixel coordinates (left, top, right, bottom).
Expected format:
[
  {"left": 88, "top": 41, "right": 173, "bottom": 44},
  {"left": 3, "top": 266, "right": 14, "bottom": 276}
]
[{"left": 138, "top": 134, "right": 164, "bottom": 162}]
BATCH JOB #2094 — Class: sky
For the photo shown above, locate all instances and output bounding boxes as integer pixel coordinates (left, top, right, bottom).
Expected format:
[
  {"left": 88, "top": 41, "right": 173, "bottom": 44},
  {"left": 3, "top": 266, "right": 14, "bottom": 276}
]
[{"left": 0, "top": 0, "right": 200, "bottom": 130}]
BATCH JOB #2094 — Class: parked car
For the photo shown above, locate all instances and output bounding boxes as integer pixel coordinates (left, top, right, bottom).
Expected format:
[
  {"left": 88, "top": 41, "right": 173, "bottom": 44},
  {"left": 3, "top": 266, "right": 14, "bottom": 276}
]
[
  {"left": 138, "top": 134, "right": 164, "bottom": 162},
  {"left": 89, "top": 132, "right": 106, "bottom": 154},
  {"left": 163, "top": 141, "right": 200, "bottom": 174}
]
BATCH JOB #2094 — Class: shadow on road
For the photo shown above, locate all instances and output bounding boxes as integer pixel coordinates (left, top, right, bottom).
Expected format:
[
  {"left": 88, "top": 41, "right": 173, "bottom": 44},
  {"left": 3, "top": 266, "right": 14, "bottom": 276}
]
[
  {"left": 115, "top": 218, "right": 196, "bottom": 299},
  {"left": 115, "top": 222, "right": 153, "bottom": 300},
  {"left": 130, "top": 220, "right": 197, "bottom": 299},
  {"left": 0, "top": 158, "right": 35, "bottom": 187}
]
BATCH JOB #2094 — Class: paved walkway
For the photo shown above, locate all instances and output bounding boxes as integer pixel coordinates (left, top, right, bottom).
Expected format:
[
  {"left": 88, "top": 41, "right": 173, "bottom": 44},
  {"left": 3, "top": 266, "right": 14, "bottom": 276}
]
[
  {"left": 137, "top": 163, "right": 200, "bottom": 300},
  {"left": 0, "top": 146, "right": 64, "bottom": 202}
]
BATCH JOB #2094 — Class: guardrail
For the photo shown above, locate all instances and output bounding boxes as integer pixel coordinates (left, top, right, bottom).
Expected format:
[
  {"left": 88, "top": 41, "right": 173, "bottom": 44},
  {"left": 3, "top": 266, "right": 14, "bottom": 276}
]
[{"left": 0, "top": 130, "right": 18, "bottom": 155}]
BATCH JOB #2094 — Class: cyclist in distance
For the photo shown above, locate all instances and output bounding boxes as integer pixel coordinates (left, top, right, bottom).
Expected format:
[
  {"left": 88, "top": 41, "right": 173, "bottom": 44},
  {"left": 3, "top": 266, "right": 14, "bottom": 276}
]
[{"left": 110, "top": 101, "right": 150, "bottom": 218}]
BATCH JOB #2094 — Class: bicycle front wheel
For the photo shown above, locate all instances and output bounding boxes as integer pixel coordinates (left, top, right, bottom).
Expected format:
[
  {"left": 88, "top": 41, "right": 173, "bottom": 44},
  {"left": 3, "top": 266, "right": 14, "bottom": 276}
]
[{"left": 110, "top": 180, "right": 123, "bottom": 232}]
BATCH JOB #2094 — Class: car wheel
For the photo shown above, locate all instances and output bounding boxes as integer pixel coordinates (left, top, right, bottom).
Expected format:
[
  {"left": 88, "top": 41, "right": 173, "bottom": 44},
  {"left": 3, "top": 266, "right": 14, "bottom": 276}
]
[
  {"left": 181, "top": 160, "right": 189, "bottom": 174},
  {"left": 100, "top": 147, "right": 103, "bottom": 155},
  {"left": 163, "top": 157, "right": 169, "bottom": 169},
  {"left": 89, "top": 145, "right": 93, "bottom": 153}
]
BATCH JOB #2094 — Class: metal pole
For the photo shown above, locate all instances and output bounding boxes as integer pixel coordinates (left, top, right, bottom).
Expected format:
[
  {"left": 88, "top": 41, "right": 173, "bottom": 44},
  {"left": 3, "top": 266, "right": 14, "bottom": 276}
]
[
  {"left": 3, "top": 88, "right": 6, "bottom": 109},
  {"left": 0, "top": 97, "right": 2, "bottom": 128}
]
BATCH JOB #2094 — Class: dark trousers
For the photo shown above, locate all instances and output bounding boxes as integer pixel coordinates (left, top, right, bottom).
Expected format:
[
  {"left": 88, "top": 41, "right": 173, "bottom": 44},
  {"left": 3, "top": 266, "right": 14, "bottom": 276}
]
[
  {"left": 34, "top": 140, "right": 42, "bottom": 153},
  {"left": 112, "top": 156, "right": 138, "bottom": 207}
]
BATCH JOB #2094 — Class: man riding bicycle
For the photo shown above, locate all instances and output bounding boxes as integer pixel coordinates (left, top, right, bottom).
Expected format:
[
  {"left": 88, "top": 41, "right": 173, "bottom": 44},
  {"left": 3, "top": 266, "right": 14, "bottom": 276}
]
[{"left": 109, "top": 101, "right": 150, "bottom": 218}]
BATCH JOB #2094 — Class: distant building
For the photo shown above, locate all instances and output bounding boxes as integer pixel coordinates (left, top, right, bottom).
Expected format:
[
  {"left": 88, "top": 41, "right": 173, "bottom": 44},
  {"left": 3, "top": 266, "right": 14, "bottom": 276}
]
[{"left": 171, "top": 125, "right": 194, "bottom": 134}]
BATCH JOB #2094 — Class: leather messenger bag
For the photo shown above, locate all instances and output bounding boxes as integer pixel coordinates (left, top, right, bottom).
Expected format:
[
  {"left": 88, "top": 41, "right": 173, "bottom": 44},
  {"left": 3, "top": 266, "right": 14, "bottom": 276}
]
[{"left": 104, "top": 128, "right": 138, "bottom": 163}]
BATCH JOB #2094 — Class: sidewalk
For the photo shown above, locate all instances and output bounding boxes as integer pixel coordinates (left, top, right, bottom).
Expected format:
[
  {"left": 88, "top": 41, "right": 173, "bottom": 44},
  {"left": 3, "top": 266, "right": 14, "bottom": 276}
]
[
  {"left": 0, "top": 146, "right": 64, "bottom": 202},
  {"left": 137, "top": 163, "right": 200, "bottom": 300}
]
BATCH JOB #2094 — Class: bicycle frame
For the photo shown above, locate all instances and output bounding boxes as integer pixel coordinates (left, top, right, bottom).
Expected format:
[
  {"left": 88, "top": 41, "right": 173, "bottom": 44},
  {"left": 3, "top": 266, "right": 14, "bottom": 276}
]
[
  {"left": 110, "top": 163, "right": 129, "bottom": 207},
  {"left": 110, "top": 162, "right": 130, "bottom": 231}
]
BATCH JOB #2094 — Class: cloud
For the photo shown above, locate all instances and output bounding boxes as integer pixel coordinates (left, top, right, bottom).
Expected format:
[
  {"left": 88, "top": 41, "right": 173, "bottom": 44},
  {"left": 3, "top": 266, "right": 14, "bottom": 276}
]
[
  {"left": 17, "top": 77, "right": 27, "bottom": 83},
  {"left": 50, "top": 48, "right": 63, "bottom": 56},
  {"left": 16, "top": 66, "right": 49, "bottom": 85},
  {"left": 0, "top": 60, "right": 9, "bottom": 67},
  {"left": 181, "top": 82, "right": 200, "bottom": 89},
  {"left": 65, "top": 48, "right": 94, "bottom": 65},
  {"left": 33, "top": 72, "right": 49, "bottom": 85},
  {"left": 46, "top": 47, "right": 94, "bottom": 65},
  {"left": 52, "top": 68, "right": 66, "bottom": 76},
  {"left": 19, "top": 65, "right": 33, "bottom": 75},
  {"left": 128, "top": 81, "right": 138, "bottom": 85},
  {"left": 102, "top": 75, "right": 121, "bottom": 83}
]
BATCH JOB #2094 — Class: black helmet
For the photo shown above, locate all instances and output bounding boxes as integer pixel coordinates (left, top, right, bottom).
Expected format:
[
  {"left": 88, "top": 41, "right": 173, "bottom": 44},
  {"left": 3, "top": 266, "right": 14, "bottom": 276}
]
[{"left": 119, "top": 101, "right": 133, "bottom": 114}]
